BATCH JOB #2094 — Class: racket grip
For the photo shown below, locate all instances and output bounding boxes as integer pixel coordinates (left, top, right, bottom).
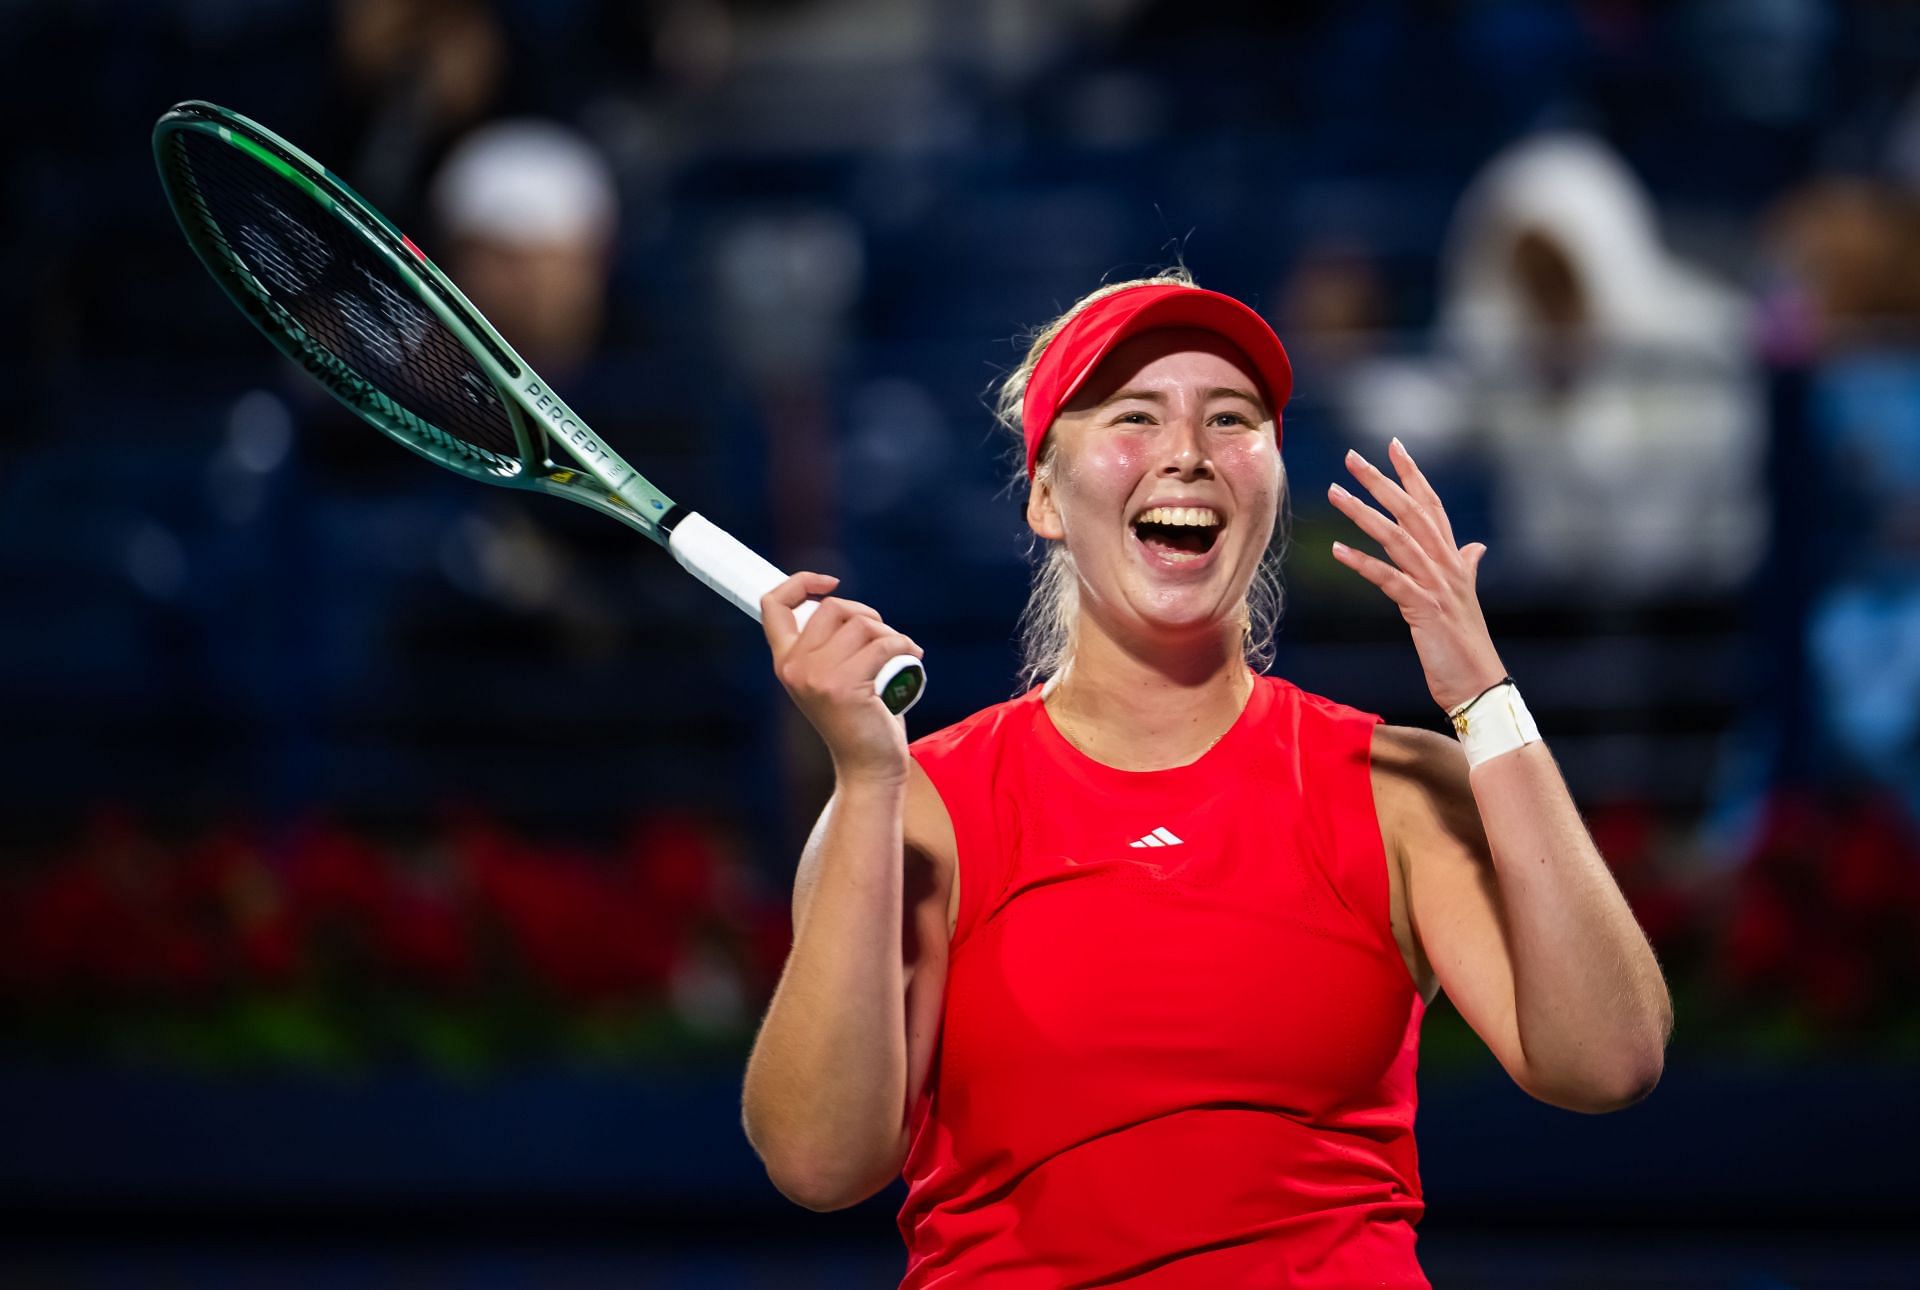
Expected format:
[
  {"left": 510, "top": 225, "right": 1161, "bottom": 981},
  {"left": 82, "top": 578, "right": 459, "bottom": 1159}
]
[{"left": 667, "top": 512, "right": 926, "bottom": 716}]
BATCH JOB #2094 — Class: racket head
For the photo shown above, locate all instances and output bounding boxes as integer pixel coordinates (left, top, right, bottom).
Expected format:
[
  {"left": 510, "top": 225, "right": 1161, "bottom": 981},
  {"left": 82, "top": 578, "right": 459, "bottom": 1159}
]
[{"left": 153, "top": 101, "right": 673, "bottom": 538}]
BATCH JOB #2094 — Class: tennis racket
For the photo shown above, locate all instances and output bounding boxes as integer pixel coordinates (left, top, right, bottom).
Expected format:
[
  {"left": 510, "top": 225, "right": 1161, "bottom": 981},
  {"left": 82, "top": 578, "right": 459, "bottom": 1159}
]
[{"left": 152, "top": 100, "right": 925, "bottom": 715}]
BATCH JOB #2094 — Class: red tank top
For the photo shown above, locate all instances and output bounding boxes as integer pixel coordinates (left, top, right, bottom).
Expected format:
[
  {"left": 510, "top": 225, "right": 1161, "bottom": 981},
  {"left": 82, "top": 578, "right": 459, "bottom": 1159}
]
[{"left": 900, "top": 673, "right": 1427, "bottom": 1288}]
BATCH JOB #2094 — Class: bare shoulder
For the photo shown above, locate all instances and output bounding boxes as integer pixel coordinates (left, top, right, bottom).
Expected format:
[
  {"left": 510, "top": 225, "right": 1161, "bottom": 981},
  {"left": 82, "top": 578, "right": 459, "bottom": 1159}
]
[{"left": 1369, "top": 723, "right": 1482, "bottom": 850}]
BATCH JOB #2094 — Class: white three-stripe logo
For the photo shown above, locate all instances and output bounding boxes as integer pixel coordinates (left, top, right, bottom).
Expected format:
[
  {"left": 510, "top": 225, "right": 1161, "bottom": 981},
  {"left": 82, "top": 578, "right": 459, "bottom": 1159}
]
[{"left": 1128, "top": 827, "right": 1184, "bottom": 849}]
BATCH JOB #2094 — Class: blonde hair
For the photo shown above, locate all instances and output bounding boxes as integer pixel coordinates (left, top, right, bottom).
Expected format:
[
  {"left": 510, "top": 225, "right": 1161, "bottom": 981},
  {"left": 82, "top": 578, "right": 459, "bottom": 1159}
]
[{"left": 995, "top": 270, "right": 1288, "bottom": 692}]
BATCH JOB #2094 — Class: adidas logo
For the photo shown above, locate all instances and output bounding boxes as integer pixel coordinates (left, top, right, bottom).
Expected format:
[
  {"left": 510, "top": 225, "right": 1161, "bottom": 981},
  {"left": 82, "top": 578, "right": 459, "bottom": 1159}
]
[{"left": 1128, "top": 827, "right": 1185, "bottom": 849}]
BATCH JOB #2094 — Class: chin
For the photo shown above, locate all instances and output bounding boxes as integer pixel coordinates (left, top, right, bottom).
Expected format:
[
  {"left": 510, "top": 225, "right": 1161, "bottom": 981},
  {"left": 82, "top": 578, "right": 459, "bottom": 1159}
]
[{"left": 1129, "top": 589, "right": 1243, "bottom": 640}]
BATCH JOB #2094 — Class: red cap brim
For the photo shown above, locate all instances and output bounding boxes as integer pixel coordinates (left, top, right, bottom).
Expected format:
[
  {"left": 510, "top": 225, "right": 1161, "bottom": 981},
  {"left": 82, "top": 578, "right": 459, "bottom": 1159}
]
[{"left": 1020, "top": 284, "right": 1293, "bottom": 478}]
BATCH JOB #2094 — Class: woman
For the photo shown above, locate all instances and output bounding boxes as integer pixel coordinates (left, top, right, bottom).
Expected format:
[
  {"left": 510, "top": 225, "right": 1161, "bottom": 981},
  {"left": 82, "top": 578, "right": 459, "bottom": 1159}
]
[{"left": 742, "top": 272, "right": 1673, "bottom": 1288}]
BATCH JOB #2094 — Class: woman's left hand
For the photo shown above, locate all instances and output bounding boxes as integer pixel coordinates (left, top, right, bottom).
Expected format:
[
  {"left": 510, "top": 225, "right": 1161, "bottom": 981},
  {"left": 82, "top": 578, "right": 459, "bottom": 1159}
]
[{"left": 1328, "top": 438, "right": 1508, "bottom": 714}]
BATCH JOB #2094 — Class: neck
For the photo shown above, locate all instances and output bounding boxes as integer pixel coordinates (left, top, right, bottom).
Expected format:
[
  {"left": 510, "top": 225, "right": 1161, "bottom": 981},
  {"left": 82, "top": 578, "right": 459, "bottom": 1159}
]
[{"left": 1043, "top": 613, "right": 1253, "bottom": 771}]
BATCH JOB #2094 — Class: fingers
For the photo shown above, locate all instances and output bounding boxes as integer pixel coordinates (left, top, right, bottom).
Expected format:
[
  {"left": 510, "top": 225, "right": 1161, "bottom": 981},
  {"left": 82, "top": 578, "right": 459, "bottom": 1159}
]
[
  {"left": 1462, "top": 542, "right": 1488, "bottom": 581},
  {"left": 1331, "top": 540, "right": 1434, "bottom": 612},
  {"left": 847, "top": 632, "right": 925, "bottom": 689},
  {"left": 793, "top": 596, "right": 885, "bottom": 662},
  {"left": 1384, "top": 437, "right": 1457, "bottom": 549},
  {"left": 763, "top": 572, "right": 887, "bottom": 644},
  {"left": 1330, "top": 441, "right": 1494, "bottom": 617},
  {"left": 1328, "top": 479, "right": 1442, "bottom": 585},
  {"left": 763, "top": 572, "right": 917, "bottom": 693},
  {"left": 1344, "top": 442, "right": 1455, "bottom": 556},
  {"left": 776, "top": 609, "right": 922, "bottom": 704},
  {"left": 761, "top": 571, "right": 839, "bottom": 652},
  {"left": 1343, "top": 447, "right": 1416, "bottom": 514},
  {"left": 760, "top": 573, "right": 917, "bottom": 775}
]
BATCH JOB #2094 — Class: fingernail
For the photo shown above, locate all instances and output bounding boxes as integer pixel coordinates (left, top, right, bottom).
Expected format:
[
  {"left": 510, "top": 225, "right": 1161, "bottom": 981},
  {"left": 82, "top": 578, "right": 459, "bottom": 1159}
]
[
  {"left": 1390, "top": 436, "right": 1404, "bottom": 453},
  {"left": 1332, "top": 541, "right": 1350, "bottom": 556},
  {"left": 1329, "top": 483, "right": 1350, "bottom": 499}
]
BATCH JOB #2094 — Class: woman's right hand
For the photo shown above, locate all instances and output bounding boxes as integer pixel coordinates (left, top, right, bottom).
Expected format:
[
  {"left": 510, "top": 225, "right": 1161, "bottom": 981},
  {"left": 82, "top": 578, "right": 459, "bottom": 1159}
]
[{"left": 761, "top": 572, "right": 923, "bottom": 786}]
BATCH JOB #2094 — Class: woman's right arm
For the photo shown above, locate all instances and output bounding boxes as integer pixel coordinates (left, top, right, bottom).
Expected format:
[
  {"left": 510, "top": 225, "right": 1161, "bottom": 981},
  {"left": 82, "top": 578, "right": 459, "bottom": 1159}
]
[{"left": 741, "top": 573, "right": 955, "bottom": 1212}]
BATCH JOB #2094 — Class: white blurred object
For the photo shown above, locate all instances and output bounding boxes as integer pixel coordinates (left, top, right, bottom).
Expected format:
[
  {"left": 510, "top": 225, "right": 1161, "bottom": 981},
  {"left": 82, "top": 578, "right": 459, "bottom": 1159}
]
[
  {"left": 1443, "top": 133, "right": 1744, "bottom": 360},
  {"left": 429, "top": 120, "right": 620, "bottom": 373},
  {"left": 1429, "top": 132, "right": 1767, "bottom": 597},
  {"left": 1340, "top": 357, "right": 1470, "bottom": 455},
  {"left": 430, "top": 119, "right": 618, "bottom": 247}
]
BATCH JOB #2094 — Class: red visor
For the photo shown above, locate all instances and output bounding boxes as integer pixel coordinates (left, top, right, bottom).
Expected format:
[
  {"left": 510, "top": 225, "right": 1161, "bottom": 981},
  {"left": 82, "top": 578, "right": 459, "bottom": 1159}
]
[{"left": 1020, "top": 284, "right": 1293, "bottom": 479}]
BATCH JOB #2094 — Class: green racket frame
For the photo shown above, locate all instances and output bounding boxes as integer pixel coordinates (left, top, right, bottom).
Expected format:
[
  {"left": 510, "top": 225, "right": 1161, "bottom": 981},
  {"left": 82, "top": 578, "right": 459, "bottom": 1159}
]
[{"left": 153, "top": 100, "right": 923, "bottom": 715}]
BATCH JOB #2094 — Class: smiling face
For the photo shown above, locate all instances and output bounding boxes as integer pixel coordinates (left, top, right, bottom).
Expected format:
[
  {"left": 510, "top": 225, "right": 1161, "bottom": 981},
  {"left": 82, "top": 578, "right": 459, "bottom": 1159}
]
[{"left": 1026, "top": 327, "right": 1283, "bottom": 655}]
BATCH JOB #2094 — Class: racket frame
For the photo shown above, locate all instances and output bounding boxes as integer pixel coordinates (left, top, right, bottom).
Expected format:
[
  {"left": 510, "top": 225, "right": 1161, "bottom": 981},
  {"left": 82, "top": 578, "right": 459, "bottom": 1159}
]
[
  {"left": 153, "top": 100, "right": 925, "bottom": 713},
  {"left": 154, "top": 101, "right": 674, "bottom": 541}
]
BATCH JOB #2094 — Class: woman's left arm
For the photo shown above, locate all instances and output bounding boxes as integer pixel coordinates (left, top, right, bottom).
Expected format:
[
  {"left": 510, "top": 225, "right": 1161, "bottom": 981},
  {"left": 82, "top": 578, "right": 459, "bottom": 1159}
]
[{"left": 1330, "top": 439, "right": 1674, "bottom": 1113}]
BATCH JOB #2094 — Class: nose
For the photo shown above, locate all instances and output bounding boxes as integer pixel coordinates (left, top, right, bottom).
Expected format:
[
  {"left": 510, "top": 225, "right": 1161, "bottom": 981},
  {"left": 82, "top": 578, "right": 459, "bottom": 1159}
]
[{"left": 1161, "top": 413, "right": 1212, "bottom": 479}]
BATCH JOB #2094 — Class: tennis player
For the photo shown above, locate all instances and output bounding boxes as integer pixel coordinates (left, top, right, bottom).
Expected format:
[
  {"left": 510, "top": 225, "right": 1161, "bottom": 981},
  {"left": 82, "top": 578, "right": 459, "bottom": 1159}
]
[{"left": 743, "top": 272, "right": 1673, "bottom": 1287}]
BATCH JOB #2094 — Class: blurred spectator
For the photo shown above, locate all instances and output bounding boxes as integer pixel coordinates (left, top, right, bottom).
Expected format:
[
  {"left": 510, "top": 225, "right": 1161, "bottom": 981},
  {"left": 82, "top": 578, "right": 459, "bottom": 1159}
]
[
  {"left": 1761, "top": 177, "right": 1920, "bottom": 817},
  {"left": 429, "top": 118, "right": 621, "bottom": 379},
  {"left": 417, "top": 119, "right": 629, "bottom": 654},
  {"left": 712, "top": 209, "right": 868, "bottom": 835},
  {"left": 329, "top": 0, "right": 509, "bottom": 220},
  {"left": 1377, "top": 132, "right": 1768, "bottom": 600},
  {"left": 1763, "top": 178, "right": 1920, "bottom": 356},
  {"left": 1274, "top": 239, "right": 1478, "bottom": 546},
  {"left": 714, "top": 209, "right": 865, "bottom": 574},
  {"left": 1279, "top": 240, "right": 1393, "bottom": 370}
]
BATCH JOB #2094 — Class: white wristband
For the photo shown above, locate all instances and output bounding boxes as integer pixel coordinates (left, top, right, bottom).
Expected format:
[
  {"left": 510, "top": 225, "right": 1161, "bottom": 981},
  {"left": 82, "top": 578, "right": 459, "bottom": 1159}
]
[{"left": 1448, "top": 679, "right": 1541, "bottom": 768}]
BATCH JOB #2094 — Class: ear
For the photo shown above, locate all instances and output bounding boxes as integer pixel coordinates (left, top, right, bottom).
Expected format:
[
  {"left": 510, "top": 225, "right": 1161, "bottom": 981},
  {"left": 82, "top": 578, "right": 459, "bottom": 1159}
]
[{"left": 1026, "top": 474, "right": 1065, "bottom": 541}]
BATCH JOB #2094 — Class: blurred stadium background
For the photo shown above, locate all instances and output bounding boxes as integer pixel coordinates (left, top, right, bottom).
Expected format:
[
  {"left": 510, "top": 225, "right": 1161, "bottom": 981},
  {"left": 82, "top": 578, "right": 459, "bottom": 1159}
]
[{"left": 3, "top": 0, "right": 1919, "bottom": 1285}]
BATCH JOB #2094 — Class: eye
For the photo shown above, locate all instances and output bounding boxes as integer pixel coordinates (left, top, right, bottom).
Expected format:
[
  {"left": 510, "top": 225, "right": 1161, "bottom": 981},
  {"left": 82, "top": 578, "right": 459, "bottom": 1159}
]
[
  {"left": 1113, "top": 410, "right": 1154, "bottom": 426},
  {"left": 1211, "top": 411, "right": 1253, "bottom": 428}
]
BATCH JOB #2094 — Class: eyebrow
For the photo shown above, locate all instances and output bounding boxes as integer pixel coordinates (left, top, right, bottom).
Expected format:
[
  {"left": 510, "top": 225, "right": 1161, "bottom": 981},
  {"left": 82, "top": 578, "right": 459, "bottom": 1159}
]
[{"left": 1103, "top": 386, "right": 1266, "bottom": 408}]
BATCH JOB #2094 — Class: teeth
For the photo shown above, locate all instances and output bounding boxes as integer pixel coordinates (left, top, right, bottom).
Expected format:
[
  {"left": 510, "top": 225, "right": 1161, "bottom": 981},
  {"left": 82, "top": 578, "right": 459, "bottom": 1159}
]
[{"left": 1135, "top": 506, "right": 1221, "bottom": 528}]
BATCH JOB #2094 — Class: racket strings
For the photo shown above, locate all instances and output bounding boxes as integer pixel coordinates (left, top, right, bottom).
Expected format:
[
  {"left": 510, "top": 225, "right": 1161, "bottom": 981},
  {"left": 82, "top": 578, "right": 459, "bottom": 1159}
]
[{"left": 168, "top": 130, "right": 525, "bottom": 469}]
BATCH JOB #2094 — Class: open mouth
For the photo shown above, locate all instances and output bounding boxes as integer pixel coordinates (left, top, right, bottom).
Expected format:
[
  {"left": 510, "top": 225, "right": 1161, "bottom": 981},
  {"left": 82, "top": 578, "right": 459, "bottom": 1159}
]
[{"left": 1131, "top": 505, "right": 1223, "bottom": 563}]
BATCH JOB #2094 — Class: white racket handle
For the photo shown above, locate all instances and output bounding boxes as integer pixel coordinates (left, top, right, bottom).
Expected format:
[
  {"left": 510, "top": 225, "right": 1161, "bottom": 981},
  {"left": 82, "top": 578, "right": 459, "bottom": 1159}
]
[{"left": 665, "top": 511, "right": 925, "bottom": 715}]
